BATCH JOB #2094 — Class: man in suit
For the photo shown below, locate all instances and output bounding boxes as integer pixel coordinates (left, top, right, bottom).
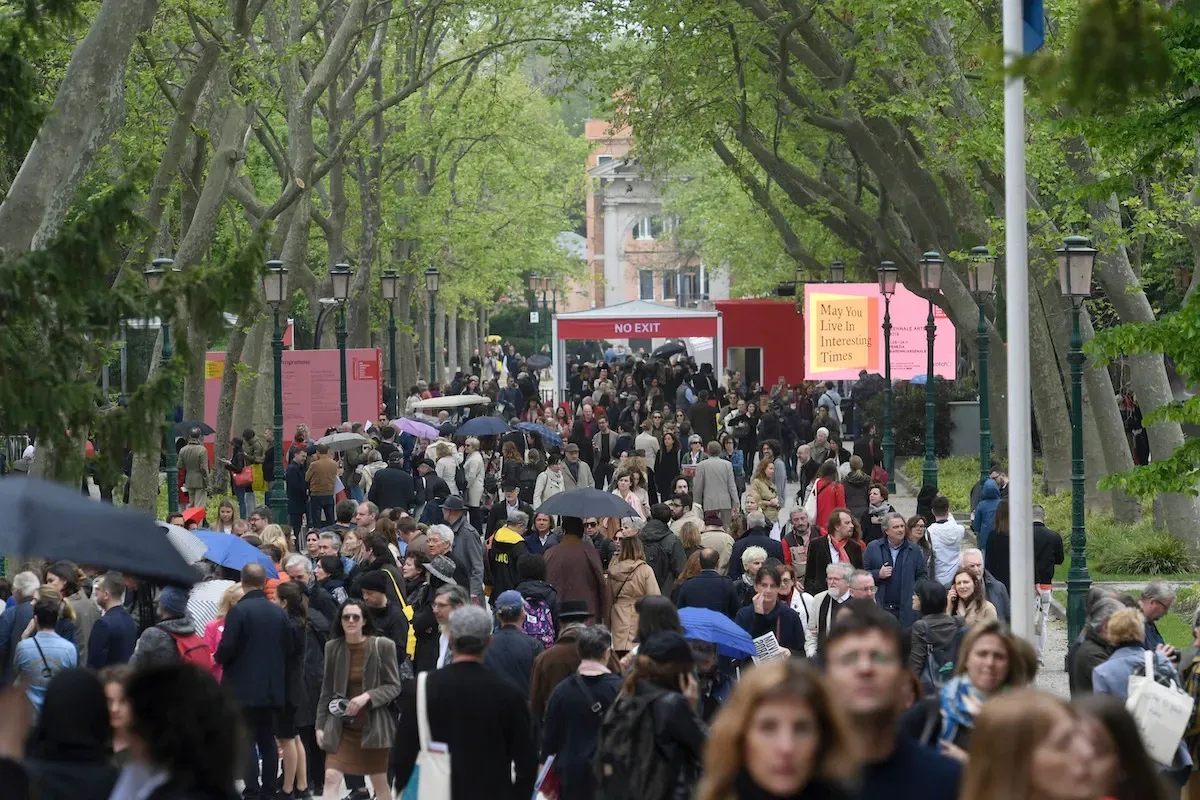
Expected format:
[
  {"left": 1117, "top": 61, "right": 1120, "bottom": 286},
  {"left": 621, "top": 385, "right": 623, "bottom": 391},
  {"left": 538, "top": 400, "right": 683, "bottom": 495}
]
[
  {"left": 675, "top": 549, "right": 740, "bottom": 617},
  {"left": 214, "top": 563, "right": 294, "bottom": 799},
  {"left": 863, "top": 513, "right": 927, "bottom": 627},
  {"left": 85, "top": 571, "right": 138, "bottom": 670},
  {"left": 560, "top": 443, "right": 594, "bottom": 491},
  {"left": 415, "top": 457, "right": 451, "bottom": 524},
  {"left": 692, "top": 441, "right": 739, "bottom": 526},
  {"left": 486, "top": 480, "right": 535, "bottom": 538},
  {"left": 178, "top": 428, "right": 211, "bottom": 509},
  {"left": 368, "top": 451, "right": 417, "bottom": 514},
  {"left": 393, "top": 605, "right": 537, "bottom": 799}
]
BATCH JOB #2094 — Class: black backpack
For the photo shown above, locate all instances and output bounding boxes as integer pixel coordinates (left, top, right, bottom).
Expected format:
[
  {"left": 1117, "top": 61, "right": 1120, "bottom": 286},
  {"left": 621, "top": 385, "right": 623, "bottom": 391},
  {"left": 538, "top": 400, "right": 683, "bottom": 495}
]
[
  {"left": 594, "top": 688, "right": 674, "bottom": 800},
  {"left": 454, "top": 463, "right": 468, "bottom": 493},
  {"left": 642, "top": 537, "right": 672, "bottom": 588}
]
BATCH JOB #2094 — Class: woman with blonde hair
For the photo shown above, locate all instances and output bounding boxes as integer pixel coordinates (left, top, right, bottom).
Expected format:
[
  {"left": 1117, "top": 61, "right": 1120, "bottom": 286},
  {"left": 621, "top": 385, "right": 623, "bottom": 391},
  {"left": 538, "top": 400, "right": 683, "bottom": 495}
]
[
  {"left": 358, "top": 449, "right": 385, "bottom": 496},
  {"left": 607, "top": 534, "right": 660, "bottom": 656},
  {"left": 697, "top": 660, "right": 857, "bottom": 800},
  {"left": 959, "top": 690, "right": 1096, "bottom": 800},
  {"left": 260, "top": 523, "right": 291, "bottom": 556},
  {"left": 203, "top": 583, "right": 244, "bottom": 682},
  {"left": 749, "top": 457, "right": 781, "bottom": 524},
  {"left": 679, "top": 520, "right": 703, "bottom": 560}
]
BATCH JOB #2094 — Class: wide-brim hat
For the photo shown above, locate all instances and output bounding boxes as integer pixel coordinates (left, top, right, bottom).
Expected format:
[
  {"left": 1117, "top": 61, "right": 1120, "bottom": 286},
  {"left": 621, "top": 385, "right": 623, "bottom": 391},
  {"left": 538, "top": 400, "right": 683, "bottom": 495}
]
[
  {"left": 424, "top": 555, "right": 458, "bottom": 585},
  {"left": 441, "top": 495, "right": 466, "bottom": 511},
  {"left": 558, "top": 599, "right": 592, "bottom": 620}
]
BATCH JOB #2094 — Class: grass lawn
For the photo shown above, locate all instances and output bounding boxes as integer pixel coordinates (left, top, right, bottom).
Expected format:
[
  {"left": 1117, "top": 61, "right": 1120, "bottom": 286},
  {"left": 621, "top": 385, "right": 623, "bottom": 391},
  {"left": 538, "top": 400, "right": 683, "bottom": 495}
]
[{"left": 902, "top": 457, "right": 1196, "bottom": 582}]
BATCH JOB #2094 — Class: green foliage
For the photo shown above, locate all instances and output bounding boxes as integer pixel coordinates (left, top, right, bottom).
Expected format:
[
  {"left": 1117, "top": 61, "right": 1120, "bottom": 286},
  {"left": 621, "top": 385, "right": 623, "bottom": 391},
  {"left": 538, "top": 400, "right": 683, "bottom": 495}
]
[
  {"left": 861, "top": 383, "right": 955, "bottom": 459},
  {"left": 1097, "top": 532, "right": 1194, "bottom": 575}
]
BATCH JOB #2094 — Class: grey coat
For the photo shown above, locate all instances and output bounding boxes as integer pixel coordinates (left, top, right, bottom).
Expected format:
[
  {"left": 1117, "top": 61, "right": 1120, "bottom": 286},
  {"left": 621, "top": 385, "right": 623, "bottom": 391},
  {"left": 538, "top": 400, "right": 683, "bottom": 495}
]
[
  {"left": 692, "top": 457, "right": 739, "bottom": 512},
  {"left": 130, "top": 617, "right": 197, "bottom": 669},
  {"left": 316, "top": 636, "right": 403, "bottom": 753},
  {"left": 67, "top": 590, "right": 100, "bottom": 666}
]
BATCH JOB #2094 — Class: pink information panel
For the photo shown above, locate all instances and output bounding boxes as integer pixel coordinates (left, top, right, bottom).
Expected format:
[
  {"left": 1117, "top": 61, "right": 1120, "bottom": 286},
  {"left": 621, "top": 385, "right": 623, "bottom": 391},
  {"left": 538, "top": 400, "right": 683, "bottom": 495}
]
[
  {"left": 204, "top": 348, "right": 382, "bottom": 441},
  {"left": 803, "top": 283, "right": 955, "bottom": 381}
]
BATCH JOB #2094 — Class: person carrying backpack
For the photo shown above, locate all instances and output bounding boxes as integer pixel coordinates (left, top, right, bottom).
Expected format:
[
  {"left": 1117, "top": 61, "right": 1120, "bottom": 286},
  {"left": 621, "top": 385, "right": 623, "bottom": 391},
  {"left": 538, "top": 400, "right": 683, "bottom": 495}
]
[
  {"left": 593, "top": 631, "right": 706, "bottom": 800},
  {"left": 639, "top": 504, "right": 687, "bottom": 591},
  {"left": 908, "top": 579, "right": 963, "bottom": 695},
  {"left": 128, "top": 587, "right": 214, "bottom": 672}
]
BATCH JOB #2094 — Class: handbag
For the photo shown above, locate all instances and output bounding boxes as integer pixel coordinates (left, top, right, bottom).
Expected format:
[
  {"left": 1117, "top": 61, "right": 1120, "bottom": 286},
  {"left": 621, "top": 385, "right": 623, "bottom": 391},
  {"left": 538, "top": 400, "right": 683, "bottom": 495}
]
[
  {"left": 232, "top": 466, "right": 254, "bottom": 488},
  {"left": 802, "top": 481, "right": 820, "bottom": 519},
  {"left": 871, "top": 464, "right": 889, "bottom": 485},
  {"left": 1127, "top": 649, "right": 1195, "bottom": 765},
  {"left": 401, "top": 671, "right": 451, "bottom": 800}
]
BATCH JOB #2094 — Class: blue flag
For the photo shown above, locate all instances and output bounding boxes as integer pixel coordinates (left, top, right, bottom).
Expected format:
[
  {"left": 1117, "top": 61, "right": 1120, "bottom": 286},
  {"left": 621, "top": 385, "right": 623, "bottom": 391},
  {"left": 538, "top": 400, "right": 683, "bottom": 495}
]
[{"left": 1024, "top": 0, "right": 1045, "bottom": 52}]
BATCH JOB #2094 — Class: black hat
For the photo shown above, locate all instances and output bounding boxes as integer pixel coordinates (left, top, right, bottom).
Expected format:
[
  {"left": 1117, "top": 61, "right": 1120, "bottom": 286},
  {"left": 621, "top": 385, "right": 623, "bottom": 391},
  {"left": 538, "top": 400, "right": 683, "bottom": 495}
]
[
  {"left": 358, "top": 571, "right": 390, "bottom": 594},
  {"left": 418, "top": 457, "right": 435, "bottom": 470},
  {"left": 387, "top": 451, "right": 405, "bottom": 466},
  {"left": 558, "top": 600, "right": 592, "bottom": 620},
  {"left": 441, "top": 495, "right": 466, "bottom": 511},
  {"left": 639, "top": 631, "right": 699, "bottom": 666},
  {"left": 502, "top": 478, "right": 519, "bottom": 491}
]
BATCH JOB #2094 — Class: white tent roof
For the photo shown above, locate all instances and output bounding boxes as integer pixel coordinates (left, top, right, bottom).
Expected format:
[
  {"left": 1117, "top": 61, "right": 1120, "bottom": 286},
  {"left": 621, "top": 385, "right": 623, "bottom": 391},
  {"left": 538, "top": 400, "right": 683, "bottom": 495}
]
[{"left": 554, "top": 299, "right": 719, "bottom": 320}]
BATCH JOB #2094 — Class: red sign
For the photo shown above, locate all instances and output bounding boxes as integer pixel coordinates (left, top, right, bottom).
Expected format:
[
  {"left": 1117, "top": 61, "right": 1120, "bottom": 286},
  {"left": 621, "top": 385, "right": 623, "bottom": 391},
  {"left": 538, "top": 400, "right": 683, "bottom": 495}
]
[{"left": 557, "top": 317, "right": 718, "bottom": 339}]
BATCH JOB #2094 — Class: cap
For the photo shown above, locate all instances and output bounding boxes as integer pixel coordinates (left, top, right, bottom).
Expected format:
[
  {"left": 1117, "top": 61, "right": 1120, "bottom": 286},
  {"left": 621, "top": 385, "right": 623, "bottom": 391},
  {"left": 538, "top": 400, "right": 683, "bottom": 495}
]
[
  {"left": 639, "top": 631, "right": 699, "bottom": 666},
  {"left": 424, "top": 555, "right": 458, "bottom": 585},
  {"left": 558, "top": 599, "right": 592, "bottom": 620},
  {"left": 564, "top": 443, "right": 579, "bottom": 453},
  {"left": 494, "top": 590, "right": 525, "bottom": 614},
  {"left": 441, "top": 495, "right": 466, "bottom": 511},
  {"left": 502, "top": 479, "right": 519, "bottom": 491},
  {"left": 159, "top": 586, "right": 189, "bottom": 617},
  {"left": 358, "top": 571, "right": 390, "bottom": 595}
]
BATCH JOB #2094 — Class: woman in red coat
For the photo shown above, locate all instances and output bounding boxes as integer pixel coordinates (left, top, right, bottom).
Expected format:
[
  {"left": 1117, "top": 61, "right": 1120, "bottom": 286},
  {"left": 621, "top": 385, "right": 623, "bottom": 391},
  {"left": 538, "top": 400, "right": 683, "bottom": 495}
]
[{"left": 812, "top": 459, "right": 846, "bottom": 531}]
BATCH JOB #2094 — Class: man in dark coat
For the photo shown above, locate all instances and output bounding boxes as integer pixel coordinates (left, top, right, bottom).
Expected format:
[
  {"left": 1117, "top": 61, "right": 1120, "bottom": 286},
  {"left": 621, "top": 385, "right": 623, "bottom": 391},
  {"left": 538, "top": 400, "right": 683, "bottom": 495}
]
[
  {"left": 728, "top": 512, "right": 786, "bottom": 581},
  {"left": 359, "top": 570, "right": 410, "bottom": 659},
  {"left": 415, "top": 458, "right": 451, "bottom": 524},
  {"left": 688, "top": 390, "right": 719, "bottom": 446},
  {"left": 392, "top": 606, "right": 537, "bottom": 798},
  {"left": 0, "top": 571, "right": 39, "bottom": 680},
  {"left": 486, "top": 481, "right": 535, "bottom": 538},
  {"left": 482, "top": 591, "right": 544, "bottom": 701},
  {"left": 863, "top": 513, "right": 928, "bottom": 628},
  {"left": 85, "top": 571, "right": 138, "bottom": 670},
  {"left": 214, "top": 564, "right": 294, "bottom": 799},
  {"left": 674, "top": 549, "right": 740, "bottom": 617},
  {"left": 570, "top": 404, "right": 599, "bottom": 469},
  {"left": 367, "top": 452, "right": 417, "bottom": 514},
  {"left": 285, "top": 448, "right": 309, "bottom": 533},
  {"left": 545, "top": 518, "right": 609, "bottom": 623},
  {"left": 852, "top": 423, "right": 880, "bottom": 474}
]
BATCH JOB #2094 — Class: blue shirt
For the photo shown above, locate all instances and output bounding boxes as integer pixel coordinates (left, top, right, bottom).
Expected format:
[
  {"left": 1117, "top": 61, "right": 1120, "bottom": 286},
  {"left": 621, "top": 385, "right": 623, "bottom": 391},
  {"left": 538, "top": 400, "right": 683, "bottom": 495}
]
[{"left": 15, "top": 631, "right": 78, "bottom": 711}]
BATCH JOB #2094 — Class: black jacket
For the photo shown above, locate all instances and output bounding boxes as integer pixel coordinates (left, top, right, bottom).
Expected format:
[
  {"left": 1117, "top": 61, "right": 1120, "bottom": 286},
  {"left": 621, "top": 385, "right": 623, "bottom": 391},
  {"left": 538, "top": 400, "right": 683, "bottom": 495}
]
[
  {"left": 297, "top": 608, "right": 330, "bottom": 727},
  {"left": 392, "top": 661, "right": 537, "bottom": 800},
  {"left": 482, "top": 625, "right": 544, "bottom": 702},
  {"left": 417, "top": 473, "right": 451, "bottom": 509},
  {"left": 213, "top": 589, "right": 293, "bottom": 708},
  {"left": 675, "top": 570, "right": 740, "bottom": 618},
  {"left": 486, "top": 500, "right": 536, "bottom": 538},
  {"left": 803, "top": 535, "right": 863, "bottom": 596},
  {"left": 734, "top": 602, "right": 806, "bottom": 653},
  {"left": 367, "top": 601, "right": 410, "bottom": 660},
  {"left": 407, "top": 581, "right": 440, "bottom": 674},
  {"left": 285, "top": 461, "right": 308, "bottom": 513},
  {"left": 540, "top": 672, "right": 623, "bottom": 799},
  {"left": 1032, "top": 522, "right": 1065, "bottom": 584},
  {"left": 728, "top": 529, "right": 786, "bottom": 581},
  {"left": 486, "top": 526, "right": 529, "bottom": 599},
  {"left": 852, "top": 436, "right": 878, "bottom": 474},
  {"left": 638, "top": 519, "right": 687, "bottom": 591},
  {"left": 368, "top": 465, "right": 417, "bottom": 513}
]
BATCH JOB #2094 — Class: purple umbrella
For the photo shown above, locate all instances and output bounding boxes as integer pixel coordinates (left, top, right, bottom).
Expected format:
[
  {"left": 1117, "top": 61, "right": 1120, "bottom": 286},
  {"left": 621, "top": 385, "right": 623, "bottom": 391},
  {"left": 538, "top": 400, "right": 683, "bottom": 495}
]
[{"left": 392, "top": 417, "right": 440, "bottom": 439}]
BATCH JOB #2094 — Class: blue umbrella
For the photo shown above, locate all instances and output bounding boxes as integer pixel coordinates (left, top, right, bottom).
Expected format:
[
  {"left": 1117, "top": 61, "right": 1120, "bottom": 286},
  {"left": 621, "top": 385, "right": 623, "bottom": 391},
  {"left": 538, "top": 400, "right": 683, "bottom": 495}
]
[
  {"left": 515, "top": 422, "right": 563, "bottom": 447},
  {"left": 677, "top": 607, "right": 755, "bottom": 659},
  {"left": 456, "top": 416, "right": 509, "bottom": 437},
  {"left": 909, "top": 373, "right": 928, "bottom": 385},
  {"left": 537, "top": 488, "right": 638, "bottom": 519},
  {"left": 192, "top": 530, "right": 278, "bottom": 577}
]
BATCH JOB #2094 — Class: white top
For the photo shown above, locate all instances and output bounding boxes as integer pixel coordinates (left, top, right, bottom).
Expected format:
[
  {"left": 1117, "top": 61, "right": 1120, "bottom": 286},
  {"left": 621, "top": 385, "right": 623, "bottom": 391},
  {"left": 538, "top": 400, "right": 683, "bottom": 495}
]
[{"left": 928, "top": 515, "right": 966, "bottom": 586}]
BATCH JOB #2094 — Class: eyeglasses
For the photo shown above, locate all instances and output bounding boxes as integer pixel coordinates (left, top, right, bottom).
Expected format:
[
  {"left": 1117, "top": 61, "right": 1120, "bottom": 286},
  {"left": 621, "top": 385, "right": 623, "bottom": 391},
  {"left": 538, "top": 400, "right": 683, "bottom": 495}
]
[
  {"left": 584, "top": 521, "right": 599, "bottom": 528},
  {"left": 341, "top": 613, "right": 362, "bottom": 622}
]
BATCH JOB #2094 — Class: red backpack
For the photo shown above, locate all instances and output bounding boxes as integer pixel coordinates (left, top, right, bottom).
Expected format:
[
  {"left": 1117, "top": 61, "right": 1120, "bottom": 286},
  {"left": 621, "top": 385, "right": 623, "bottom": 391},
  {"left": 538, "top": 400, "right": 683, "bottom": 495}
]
[{"left": 167, "top": 629, "right": 215, "bottom": 673}]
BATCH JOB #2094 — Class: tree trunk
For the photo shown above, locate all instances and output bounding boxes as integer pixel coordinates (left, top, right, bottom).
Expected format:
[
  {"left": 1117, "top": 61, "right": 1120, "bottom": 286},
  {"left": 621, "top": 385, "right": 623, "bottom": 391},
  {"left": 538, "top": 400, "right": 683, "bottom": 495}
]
[
  {"left": 397, "top": 275, "right": 416, "bottom": 393},
  {"left": 1078, "top": 311, "right": 1141, "bottom": 521},
  {"left": 1028, "top": 281, "right": 1073, "bottom": 493},
  {"left": 235, "top": 321, "right": 266, "bottom": 433},
  {"left": 447, "top": 306, "right": 459, "bottom": 377},
  {"left": 212, "top": 324, "right": 250, "bottom": 495},
  {"left": 128, "top": 329, "right": 165, "bottom": 513}
]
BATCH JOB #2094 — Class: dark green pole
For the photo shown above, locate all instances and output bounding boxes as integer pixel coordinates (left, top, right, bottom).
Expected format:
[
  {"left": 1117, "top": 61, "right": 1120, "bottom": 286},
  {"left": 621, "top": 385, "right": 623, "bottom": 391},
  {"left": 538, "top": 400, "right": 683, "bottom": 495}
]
[
  {"left": 882, "top": 296, "right": 895, "bottom": 493},
  {"left": 162, "top": 318, "right": 178, "bottom": 515},
  {"left": 387, "top": 302, "right": 398, "bottom": 418},
  {"left": 428, "top": 292, "right": 438, "bottom": 384},
  {"left": 977, "top": 301, "right": 991, "bottom": 484},
  {"left": 922, "top": 299, "right": 938, "bottom": 489},
  {"left": 269, "top": 308, "right": 288, "bottom": 524},
  {"left": 337, "top": 304, "right": 348, "bottom": 423},
  {"left": 1066, "top": 302, "right": 1091, "bottom": 642}
]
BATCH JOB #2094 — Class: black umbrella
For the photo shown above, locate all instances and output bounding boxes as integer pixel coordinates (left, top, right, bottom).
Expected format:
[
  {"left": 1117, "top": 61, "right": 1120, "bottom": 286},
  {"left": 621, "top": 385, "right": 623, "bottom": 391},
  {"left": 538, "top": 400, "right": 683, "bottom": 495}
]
[
  {"left": 174, "top": 420, "right": 215, "bottom": 437},
  {"left": 537, "top": 488, "right": 639, "bottom": 519},
  {"left": 652, "top": 341, "right": 688, "bottom": 360},
  {"left": 0, "top": 478, "right": 198, "bottom": 586},
  {"left": 527, "top": 354, "right": 552, "bottom": 370}
]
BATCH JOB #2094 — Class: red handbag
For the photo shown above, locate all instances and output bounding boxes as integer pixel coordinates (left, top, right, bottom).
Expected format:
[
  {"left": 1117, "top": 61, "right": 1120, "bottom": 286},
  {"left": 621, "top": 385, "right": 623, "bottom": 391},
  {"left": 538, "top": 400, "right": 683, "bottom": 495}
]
[
  {"left": 871, "top": 465, "right": 889, "bottom": 485},
  {"left": 232, "top": 466, "right": 254, "bottom": 488}
]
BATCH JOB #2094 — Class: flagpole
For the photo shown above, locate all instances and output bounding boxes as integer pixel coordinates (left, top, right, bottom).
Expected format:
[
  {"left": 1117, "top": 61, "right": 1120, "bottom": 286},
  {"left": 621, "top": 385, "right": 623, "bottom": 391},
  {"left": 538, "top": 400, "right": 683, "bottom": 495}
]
[{"left": 1005, "top": 0, "right": 1034, "bottom": 642}]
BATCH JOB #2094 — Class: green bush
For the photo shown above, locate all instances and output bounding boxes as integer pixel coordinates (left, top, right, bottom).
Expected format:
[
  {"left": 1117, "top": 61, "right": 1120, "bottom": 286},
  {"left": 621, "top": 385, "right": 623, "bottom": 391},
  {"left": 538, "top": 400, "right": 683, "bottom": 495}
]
[
  {"left": 1098, "top": 533, "right": 1194, "bottom": 575},
  {"left": 861, "top": 382, "right": 955, "bottom": 458},
  {"left": 1174, "top": 585, "right": 1200, "bottom": 620}
]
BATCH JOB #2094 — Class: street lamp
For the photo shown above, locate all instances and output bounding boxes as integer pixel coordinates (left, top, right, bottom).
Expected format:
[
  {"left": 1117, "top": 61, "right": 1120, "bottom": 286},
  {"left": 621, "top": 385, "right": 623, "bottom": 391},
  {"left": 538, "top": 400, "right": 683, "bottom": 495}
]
[
  {"left": 380, "top": 269, "right": 399, "bottom": 418},
  {"left": 263, "top": 259, "right": 289, "bottom": 524},
  {"left": 968, "top": 246, "right": 997, "bottom": 486},
  {"left": 528, "top": 273, "right": 542, "bottom": 354},
  {"left": 144, "top": 257, "right": 180, "bottom": 515},
  {"left": 330, "top": 263, "right": 353, "bottom": 424},
  {"left": 919, "top": 250, "right": 944, "bottom": 490},
  {"left": 1057, "top": 234, "right": 1096, "bottom": 643},
  {"left": 877, "top": 260, "right": 898, "bottom": 493},
  {"left": 425, "top": 267, "right": 440, "bottom": 384},
  {"left": 829, "top": 259, "right": 845, "bottom": 283},
  {"left": 541, "top": 275, "right": 555, "bottom": 356}
]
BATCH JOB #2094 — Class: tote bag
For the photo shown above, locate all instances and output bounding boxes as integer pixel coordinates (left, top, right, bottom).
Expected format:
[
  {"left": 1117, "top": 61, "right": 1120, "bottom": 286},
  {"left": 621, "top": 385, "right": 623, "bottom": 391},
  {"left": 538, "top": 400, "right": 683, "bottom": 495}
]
[{"left": 1127, "top": 649, "right": 1195, "bottom": 765}]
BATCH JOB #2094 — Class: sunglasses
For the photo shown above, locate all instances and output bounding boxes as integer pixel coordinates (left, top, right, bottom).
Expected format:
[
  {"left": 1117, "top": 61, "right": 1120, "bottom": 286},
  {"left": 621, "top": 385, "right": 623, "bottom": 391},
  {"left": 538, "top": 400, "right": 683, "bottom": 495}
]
[
  {"left": 341, "top": 613, "right": 362, "bottom": 622},
  {"left": 584, "top": 521, "right": 599, "bottom": 527}
]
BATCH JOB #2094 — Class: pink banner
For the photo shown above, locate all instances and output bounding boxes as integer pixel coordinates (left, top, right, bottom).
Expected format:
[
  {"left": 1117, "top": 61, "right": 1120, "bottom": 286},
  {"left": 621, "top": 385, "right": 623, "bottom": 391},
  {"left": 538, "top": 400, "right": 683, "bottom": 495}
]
[
  {"left": 204, "top": 349, "right": 382, "bottom": 444},
  {"left": 803, "top": 283, "right": 955, "bottom": 381}
]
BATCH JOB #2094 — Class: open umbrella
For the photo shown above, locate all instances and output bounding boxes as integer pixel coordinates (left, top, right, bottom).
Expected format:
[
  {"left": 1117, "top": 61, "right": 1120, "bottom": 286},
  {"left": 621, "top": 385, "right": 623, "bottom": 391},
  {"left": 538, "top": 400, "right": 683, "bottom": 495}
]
[
  {"left": 192, "top": 529, "right": 278, "bottom": 577},
  {"left": 677, "top": 607, "right": 756, "bottom": 659},
  {"left": 174, "top": 419, "right": 215, "bottom": 437},
  {"left": 316, "top": 431, "right": 370, "bottom": 452},
  {"left": 651, "top": 341, "right": 688, "bottom": 360},
  {"left": 515, "top": 422, "right": 562, "bottom": 447},
  {"left": 0, "top": 477, "right": 198, "bottom": 586},
  {"left": 411, "top": 394, "right": 490, "bottom": 410},
  {"left": 159, "top": 522, "right": 208, "bottom": 564},
  {"left": 537, "top": 488, "right": 638, "bottom": 519},
  {"left": 527, "top": 354, "right": 552, "bottom": 370},
  {"left": 392, "top": 417, "right": 440, "bottom": 439},
  {"left": 457, "top": 416, "right": 509, "bottom": 437}
]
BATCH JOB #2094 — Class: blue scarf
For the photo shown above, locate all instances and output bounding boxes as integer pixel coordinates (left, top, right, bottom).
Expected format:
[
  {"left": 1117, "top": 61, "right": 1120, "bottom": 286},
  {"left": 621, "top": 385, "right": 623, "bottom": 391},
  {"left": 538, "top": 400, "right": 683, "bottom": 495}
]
[{"left": 937, "top": 675, "right": 984, "bottom": 744}]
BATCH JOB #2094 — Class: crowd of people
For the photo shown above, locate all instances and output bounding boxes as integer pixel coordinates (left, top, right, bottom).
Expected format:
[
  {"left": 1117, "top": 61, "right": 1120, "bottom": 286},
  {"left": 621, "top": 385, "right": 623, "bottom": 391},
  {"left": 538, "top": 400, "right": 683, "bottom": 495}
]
[{"left": 0, "top": 349, "right": 1186, "bottom": 800}]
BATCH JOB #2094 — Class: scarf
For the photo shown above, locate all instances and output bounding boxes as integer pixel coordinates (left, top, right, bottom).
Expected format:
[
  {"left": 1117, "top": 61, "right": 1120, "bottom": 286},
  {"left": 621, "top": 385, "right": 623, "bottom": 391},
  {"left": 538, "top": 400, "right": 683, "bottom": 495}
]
[
  {"left": 867, "top": 501, "right": 891, "bottom": 518},
  {"left": 829, "top": 534, "right": 850, "bottom": 563},
  {"left": 938, "top": 675, "right": 985, "bottom": 744},
  {"left": 566, "top": 459, "right": 580, "bottom": 482}
]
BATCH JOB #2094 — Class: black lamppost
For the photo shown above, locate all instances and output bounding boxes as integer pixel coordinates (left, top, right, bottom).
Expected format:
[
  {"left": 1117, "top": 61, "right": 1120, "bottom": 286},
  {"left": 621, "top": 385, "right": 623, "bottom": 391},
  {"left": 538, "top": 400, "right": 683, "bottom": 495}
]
[
  {"left": 425, "top": 267, "right": 440, "bottom": 383},
  {"left": 380, "top": 269, "right": 399, "bottom": 418},
  {"left": 830, "top": 259, "right": 845, "bottom": 283},
  {"left": 144, "top": 258, "right": 179, "bottom": 515},
  {"left": 263, "top": 260, "right": 289, "bottom": 524},
  {"left": 877, "top": 260, "right": 898, "bottom": 493},
  {"left": 919, "top": 251, "right": 944, "bottom": 489},
  {"left": 540, "top": 275, "right": 555, "bottom": 354},
  {"left": 528, "top": 273, "right": 542, "bottom": 354},
  {"left": 968, "top": 247, "right": 997, "bottom": 485},
  {"left": 330, "top": 263, "right": 353, "bottom": 424},
  {"left": 1058, "top": 234, "right": 1096, "bottom": 643}
]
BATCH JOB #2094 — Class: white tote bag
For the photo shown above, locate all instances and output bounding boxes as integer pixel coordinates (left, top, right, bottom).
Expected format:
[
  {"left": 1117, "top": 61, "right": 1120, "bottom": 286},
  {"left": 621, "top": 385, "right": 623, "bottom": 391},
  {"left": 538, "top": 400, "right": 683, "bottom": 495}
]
[
  {"left": 1126, "top": 650, "right": 1195, "bottom": 765},
  {"left": 414, "top": 671, "right": 452, "bottom": 799}
]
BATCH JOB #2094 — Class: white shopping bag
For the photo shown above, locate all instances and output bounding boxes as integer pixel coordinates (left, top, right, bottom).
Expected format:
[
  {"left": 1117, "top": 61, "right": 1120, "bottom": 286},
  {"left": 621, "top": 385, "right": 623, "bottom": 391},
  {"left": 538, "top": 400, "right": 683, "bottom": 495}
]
[
  {"left": 414, "top": 671, "right": 452, "bottom": 799},
  {"left": 1126, "top": 650, "right": 1195, "bottom": 765}
]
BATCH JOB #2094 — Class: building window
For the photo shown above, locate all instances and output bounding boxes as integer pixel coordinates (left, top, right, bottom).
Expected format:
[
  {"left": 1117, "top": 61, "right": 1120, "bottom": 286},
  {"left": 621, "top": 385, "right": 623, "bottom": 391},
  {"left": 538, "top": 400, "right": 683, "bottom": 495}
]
[
  {"left": 662, "top": 271, "right": 676, "bottom": 300},
  {"left": 638, "top": 270, "right": 655, "bottom": 301},
  {"left": 634, "top": 217, "right": 655, "bottom": 241},
  {"left": 597, "top": 154, "right": 613, "bottom": 166}
]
